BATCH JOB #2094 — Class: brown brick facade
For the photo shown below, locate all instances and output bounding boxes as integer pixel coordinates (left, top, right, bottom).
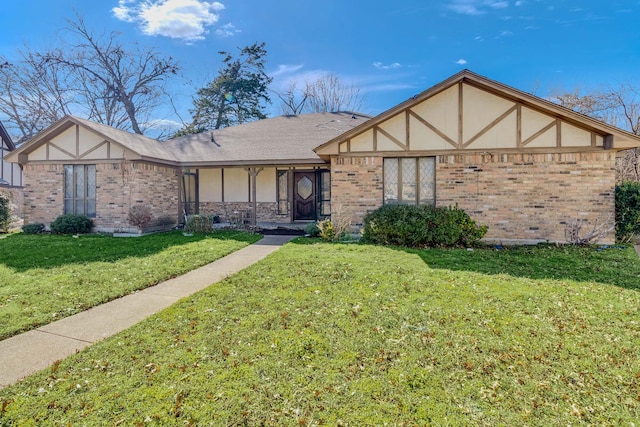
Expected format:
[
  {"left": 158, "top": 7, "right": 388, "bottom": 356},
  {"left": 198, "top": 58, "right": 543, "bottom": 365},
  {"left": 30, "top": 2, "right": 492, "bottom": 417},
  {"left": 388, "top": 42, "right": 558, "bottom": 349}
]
[
  {"left": 331, "top": 151, "right": 617, "bottom": 244},
  {"left": 23, "top": 162, "right": 179, "bottom": 232}
]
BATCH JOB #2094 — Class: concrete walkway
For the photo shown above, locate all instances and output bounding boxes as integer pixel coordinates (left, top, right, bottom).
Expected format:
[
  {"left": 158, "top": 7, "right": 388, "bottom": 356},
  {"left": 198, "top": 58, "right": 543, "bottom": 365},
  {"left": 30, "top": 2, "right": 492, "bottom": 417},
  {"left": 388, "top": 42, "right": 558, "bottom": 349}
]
[{"left": 0, "top": 234, "right": 295, "bottom": 388}]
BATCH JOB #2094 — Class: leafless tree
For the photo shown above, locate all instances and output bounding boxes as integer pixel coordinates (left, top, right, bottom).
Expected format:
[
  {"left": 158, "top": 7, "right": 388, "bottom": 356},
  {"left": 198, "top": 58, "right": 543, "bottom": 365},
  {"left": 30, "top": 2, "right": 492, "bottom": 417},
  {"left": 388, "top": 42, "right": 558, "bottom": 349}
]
[
  {"left": 42, "top": 15, "right": 179, "bottom": 135},
  {"left": 1, "top": 16, "right": 180, "bottom": 141},
  {"left": 0, "top": 50, "right": 72, "bottom": 143},
  {"left": 551, "top": 83, "right": 640, "bottom": 182},
  {"left": 277, "top": 73, "right": 366, "bottom": 115}
]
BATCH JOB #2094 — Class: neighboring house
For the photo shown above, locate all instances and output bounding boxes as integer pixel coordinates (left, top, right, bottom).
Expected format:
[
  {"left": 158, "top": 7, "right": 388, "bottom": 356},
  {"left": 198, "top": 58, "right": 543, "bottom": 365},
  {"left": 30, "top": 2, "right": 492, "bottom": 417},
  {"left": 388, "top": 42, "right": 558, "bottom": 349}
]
[
  {"left": 0, "top": 120, "right": 21, "bottom": 187},
  {"left": 0, "top": 120, "right": 23, "bottom": 224},
  {"left": 6, "top": 70, "right": 640, "bottom": 243}
]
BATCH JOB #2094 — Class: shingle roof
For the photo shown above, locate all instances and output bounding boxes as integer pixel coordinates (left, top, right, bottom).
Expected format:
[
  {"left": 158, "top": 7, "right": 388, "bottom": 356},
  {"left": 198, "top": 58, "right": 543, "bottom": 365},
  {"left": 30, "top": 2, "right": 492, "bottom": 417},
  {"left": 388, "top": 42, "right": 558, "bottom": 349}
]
[
  {"left": 165, "top": 112, "right": 371, "bottom": 166},
  {"left": 0, "top": 121, "right": 14, "bottom": 151}
]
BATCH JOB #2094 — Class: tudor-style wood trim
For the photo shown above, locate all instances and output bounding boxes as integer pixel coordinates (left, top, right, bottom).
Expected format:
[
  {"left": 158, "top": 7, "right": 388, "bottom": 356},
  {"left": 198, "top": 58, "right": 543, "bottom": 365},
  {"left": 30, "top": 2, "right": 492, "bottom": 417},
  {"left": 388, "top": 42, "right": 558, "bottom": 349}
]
[
  {"left": 458, "top": 82, "right": 463, "bottom": 148},
  {"left": 376, "top": 126, "right": 407, "bottom": 150},
  {"left": 48, "top": 142, "right": 77, "bottom": 159},
  {"left": 556, "top": 119, "right": 562, "bottom": 147},
  {"left": 409, "top": 110, "right": 458, "bottom": 149},
  {"left": 405, "top": 111, "right": 411, "bottom": 151},
  {"left": 75, "top": 125, "right": 80, "bottom": 156},
  {"left": 373, "top": 129, "right": 377, "bottom": 151},
  {"left": 591, "top": 132, "right": 596, "bottom": 147},
  {"left": 462, "top": 104, "right": 518, "bottom": 149},
  {"left": 516, "top": 104, "right": 522, "bottom": 147},
  {"left": 79, "top": 140, "right": 109, "bottom": 159},
  {"left": 333, "top": 144, "right": 605, "bottom": 158},
  {"left": 521, "top": 121, "right": 557, "bottom": 147}
]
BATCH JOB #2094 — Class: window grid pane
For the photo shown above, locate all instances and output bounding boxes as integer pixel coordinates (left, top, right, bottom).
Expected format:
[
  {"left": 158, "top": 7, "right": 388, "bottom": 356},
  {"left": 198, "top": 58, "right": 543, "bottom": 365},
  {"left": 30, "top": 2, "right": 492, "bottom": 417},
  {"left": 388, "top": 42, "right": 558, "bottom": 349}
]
[
  {"left": 419, "top": 157, "right": 435, "bottom": 205},
  {"left": 384, "top": 158, "right": 398, "bottom": 203},
  {"left": 400, "top": 158, "right": 416, "bottom": 204}
]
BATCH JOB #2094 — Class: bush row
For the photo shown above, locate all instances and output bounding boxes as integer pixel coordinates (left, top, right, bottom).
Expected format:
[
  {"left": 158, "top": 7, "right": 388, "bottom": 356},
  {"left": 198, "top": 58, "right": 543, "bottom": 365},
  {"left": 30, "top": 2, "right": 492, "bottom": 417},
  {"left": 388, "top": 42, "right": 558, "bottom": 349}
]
[{"left": 362, "top": 204, "right": 487, "bottom": 247}]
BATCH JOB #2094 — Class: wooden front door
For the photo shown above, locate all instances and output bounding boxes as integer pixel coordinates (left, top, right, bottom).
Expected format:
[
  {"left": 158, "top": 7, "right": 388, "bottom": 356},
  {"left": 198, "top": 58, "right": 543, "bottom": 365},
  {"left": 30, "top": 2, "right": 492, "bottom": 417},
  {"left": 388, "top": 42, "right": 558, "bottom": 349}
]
[{"left": 293, "top": 171, "right": 316, "bottom": 220}]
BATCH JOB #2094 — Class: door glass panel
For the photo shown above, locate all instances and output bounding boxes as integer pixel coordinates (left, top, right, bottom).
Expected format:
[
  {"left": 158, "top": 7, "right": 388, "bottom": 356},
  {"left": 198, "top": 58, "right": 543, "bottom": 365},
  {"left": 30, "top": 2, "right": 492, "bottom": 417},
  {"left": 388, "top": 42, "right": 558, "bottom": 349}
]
[
  {"left": 297, "top": 176, "right": 313, "bottom": 200},
  {"left": 75, "top": 166, "right": 84, "bottom": 198}
]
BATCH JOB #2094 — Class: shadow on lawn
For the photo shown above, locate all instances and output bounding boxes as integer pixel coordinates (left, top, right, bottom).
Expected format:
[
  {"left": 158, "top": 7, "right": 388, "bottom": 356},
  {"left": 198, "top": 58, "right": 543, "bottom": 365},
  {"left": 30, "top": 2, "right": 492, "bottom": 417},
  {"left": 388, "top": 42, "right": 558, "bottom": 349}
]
[
  {"left": 0, "top": 230, "right": 257, "bottom": 271},
  {"left": 399, "top": 244, "right": 640, "bottom": 292}
]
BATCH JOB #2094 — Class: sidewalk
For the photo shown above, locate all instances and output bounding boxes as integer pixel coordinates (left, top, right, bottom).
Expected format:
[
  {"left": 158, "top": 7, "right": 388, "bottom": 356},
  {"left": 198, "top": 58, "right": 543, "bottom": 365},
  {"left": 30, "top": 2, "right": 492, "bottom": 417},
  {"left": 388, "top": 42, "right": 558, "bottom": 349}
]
[{"left": 0, "top": 234, "right": 295, "bottom": 388}]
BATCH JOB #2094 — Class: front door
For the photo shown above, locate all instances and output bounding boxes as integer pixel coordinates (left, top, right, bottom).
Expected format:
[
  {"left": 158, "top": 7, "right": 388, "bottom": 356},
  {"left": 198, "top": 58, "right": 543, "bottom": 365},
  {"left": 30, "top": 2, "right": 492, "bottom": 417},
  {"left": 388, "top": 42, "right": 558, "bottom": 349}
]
[{"left": 293, "top": 171, "right": 316, "bottom": 220}]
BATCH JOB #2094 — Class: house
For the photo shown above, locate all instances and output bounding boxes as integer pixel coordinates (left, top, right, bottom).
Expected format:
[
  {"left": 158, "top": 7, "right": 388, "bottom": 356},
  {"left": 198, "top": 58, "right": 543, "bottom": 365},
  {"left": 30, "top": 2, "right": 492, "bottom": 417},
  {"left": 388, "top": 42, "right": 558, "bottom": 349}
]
[
  {"left": 5, "top": 70, "right": 640, "bottom": 243},
  {"left": 4, "top": 112, "right": 369, "bottom": 233},
  {"left": 0, "top": 121, "right": 23, "bottom": 221}
]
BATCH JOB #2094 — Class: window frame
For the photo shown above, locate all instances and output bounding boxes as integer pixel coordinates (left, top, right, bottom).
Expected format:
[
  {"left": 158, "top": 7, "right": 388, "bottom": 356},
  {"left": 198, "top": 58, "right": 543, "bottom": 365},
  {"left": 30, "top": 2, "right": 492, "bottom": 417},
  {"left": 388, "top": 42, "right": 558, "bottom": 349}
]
[
  {"left": 64, "top": 164, "right": 97, "bottom": 218},
  {"left": 383, "top": 157, "right": 435, "bottom": 206}
]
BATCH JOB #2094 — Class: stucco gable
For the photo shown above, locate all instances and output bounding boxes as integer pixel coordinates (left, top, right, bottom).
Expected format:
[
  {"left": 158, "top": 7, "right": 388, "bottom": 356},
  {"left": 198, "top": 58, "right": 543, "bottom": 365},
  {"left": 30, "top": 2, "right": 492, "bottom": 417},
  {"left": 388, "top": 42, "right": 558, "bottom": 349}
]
[
  {"left": 315, "top": 70, "right": 640, "bottom": 157},
  {"left": 5, "top": 115, "right": 177, "bottom": 165}
]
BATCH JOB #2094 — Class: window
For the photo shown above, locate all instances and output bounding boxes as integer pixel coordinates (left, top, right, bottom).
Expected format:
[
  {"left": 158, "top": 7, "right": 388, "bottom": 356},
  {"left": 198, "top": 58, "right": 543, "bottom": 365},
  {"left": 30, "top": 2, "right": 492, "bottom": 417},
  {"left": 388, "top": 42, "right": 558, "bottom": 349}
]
[
  {"left": 277, "top": 170, "right": 289, "bottom": 214},
  {"left": 318, "top": 170, "right": 331, "bottom": 217},
  {"left": 64, "top": 165, "right": 96, "bottom": 217},
  {"left": 384, "top": 157, "right": 435, "bottom": 205}
]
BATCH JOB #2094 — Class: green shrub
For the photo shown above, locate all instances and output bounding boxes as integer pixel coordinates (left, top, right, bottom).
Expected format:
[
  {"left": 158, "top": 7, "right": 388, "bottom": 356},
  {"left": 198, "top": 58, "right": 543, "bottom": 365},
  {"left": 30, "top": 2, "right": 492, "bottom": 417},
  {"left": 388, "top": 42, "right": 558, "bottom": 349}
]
[
  {"left": 362, "top": 204, "right": 487, "bottom": 247},
  {"left": 615, "top": 181, "right": 640, "bottom": 242},
  {"left": 50, "top": 214, "right": 93, "bottom": 234},
  {"left": 0, "top": 194, "right": 10, "bottom": 232},
  {"left": 185, "top": 214, "right": 213, "bottom": 233},
  {"left": 22, "top": 223, "right": 46, "bottom": 234},
  {"left": 317, "top": 218, "right": 336, "bottom": 241},
  {"left": 304, "top": 222, "right": 321, "bottom": 237}
]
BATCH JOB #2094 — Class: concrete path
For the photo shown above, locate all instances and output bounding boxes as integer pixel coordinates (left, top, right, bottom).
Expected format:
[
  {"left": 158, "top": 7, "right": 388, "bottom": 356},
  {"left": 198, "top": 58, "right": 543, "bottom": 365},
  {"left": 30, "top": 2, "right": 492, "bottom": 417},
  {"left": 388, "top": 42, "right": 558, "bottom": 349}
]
[{"left": 0, "top": 234, "right": 295, "bottom": 388}]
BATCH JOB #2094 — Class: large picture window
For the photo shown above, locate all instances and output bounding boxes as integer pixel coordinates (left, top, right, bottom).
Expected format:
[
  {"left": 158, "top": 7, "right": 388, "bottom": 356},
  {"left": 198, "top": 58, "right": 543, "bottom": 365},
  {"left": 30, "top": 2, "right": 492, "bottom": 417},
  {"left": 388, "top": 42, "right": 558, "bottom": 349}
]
[
  {"left": 64, "top": 165, "right": 96, "bottom": 217},
  {"left": 384, "top": 157, "right": 435, "bottom": 205}
]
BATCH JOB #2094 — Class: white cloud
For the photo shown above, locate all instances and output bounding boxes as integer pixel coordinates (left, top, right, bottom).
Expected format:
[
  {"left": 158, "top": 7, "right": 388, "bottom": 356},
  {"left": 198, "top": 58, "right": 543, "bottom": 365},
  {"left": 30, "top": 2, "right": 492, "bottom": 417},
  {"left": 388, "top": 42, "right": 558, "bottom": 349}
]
[
  {"left": 456, "top": 59, "right": 468, "bottom": 65},
  {"left": 373, "top": 62, "right": 402, "bottom": 70},
  {"left": 500, "top": 30, "right": 513, "bottom": 36},
  {"left": 446, "top": 0, "right": 511, "bottom": 15},
  {"left": 112, "top": 0, "right": 227, "bottom": 41},
  {"left": 215, "top": 23, "right": 240, "bottom": 37},
  {"left": 270, "top": 64, "right": 305, "bottom": 78}
]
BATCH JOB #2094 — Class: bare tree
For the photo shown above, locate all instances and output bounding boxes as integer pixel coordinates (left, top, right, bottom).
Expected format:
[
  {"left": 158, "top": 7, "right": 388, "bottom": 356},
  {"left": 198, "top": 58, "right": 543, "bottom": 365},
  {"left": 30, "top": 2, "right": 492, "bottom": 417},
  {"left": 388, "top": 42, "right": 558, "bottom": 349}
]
[
  {"left": 0, "top": 50, "right": 72, "bottom": 143},
  {"left": 277, "top": 73, "right": 366, "bottom": 115},
  {"left": 551, "top": 84, "right": 640, "bottom": 182},
  {"left": 42, "top": 15, "right": 179, "bottom": 135}
]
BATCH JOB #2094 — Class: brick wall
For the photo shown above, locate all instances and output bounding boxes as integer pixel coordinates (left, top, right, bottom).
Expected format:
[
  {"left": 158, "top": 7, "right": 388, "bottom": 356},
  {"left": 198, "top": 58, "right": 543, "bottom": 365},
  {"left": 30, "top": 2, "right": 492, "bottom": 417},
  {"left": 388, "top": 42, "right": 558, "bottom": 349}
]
[
  {"left": 23, "top": 162, "right": 179, "bottom": 232},
  {"left": 330, "top": 156, "right": 384, "bottom": 227},
  {"left": 331, "top": 151, "right": 617, "bottom": 244},
  {"left": 199, "top": 202, "right": 290, "bottom": 224}
]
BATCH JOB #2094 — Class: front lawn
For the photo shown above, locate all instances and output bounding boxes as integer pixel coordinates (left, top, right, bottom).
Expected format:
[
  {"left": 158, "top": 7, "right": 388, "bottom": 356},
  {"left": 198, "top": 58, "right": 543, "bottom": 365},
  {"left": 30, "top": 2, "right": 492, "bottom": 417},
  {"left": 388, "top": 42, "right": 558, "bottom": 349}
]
[
  {"left": 1, "top": 242, "right": 640, "bottom": 425},
  {"left": 0, "top": 230, "right": 260, "bottom": 340}
]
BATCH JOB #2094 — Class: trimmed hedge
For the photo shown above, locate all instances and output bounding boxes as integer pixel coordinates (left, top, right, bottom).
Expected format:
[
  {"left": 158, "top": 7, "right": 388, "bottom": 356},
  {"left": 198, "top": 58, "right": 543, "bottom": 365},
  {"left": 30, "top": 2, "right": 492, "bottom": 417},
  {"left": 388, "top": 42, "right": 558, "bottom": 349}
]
[
  {"left": 0, "top": 194, "right": 10, "bottom": 232},
  {"left": 184, "top": 214, "right": 213, "bottom": 233},
  {"left": 362, "top": 204, "right": 487, "bottom": 247},
  {"left": 22, "top": 223, "right": 46, "bottom": 234},
  {"left": 50, "top": 214, "right": 93, "bottom": 234},
  {"left": 615, "top": 181, "right": 640, "bottom": 242}
]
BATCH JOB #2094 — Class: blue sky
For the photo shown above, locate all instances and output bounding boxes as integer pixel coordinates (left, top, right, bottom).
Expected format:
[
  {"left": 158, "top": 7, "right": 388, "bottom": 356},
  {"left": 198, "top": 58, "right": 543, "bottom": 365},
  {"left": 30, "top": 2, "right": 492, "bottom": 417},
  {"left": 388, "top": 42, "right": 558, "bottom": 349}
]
[{"left": 1, "top": 0, "right": 639, "bottom": 130}]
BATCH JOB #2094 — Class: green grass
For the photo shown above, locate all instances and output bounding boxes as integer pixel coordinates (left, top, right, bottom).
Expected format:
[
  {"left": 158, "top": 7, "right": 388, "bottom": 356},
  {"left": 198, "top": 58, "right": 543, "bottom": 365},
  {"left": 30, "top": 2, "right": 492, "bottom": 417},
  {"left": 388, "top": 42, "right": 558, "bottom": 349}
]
[
  {"left": 0, "top": 230, "right": 260, "bottom": 340},
  {"left": 1, "top": 241, "right": 640, "bottom": 425}
]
